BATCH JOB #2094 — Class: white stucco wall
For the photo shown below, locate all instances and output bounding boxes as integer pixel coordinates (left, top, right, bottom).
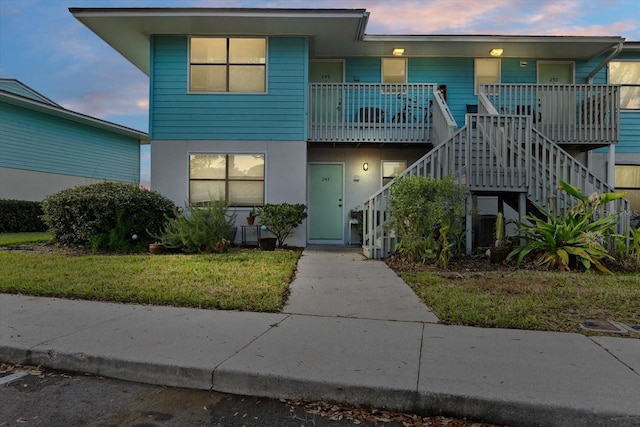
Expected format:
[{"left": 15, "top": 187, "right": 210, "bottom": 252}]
[
  {"left": 150, "top": 139, "right": 308, "bottom": 247},
  {"left": 308, "top": 145, "right": 428, "bottom": 244},
  {"left": 0, "top": 167, "right": 106, "bottom": 202}
]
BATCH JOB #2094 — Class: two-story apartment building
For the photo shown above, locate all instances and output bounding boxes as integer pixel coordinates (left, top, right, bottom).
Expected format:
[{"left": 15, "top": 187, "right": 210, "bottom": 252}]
[{"left": 71, "top": 8, "right": 639, "bottom": 255}]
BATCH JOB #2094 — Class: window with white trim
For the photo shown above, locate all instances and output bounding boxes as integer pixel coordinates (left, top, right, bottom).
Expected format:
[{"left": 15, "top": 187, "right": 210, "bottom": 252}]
[
  {"left": 382, "top": 58, "right": 407, "bottom": 84},
  {"left": 615, "top": 165, "right": 640, "bottom": 211},
  {"left": 189, "top": 154, "right": 265, "bottom": 206},
  {"left": 189, "top": 37, "right": 266, "bottom": 93},
  {"left": 609, "top": 61, "right": 640, "bottom": 110},
  {"left": 475, "top": 58, "right": 501, "bottom": 94},
  {"left": 382, "top": 160, "right": 406, "bottom": 186}
]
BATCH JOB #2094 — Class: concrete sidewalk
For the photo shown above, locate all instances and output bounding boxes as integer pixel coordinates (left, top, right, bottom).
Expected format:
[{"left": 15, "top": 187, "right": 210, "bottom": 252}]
[{"left": 1, "top": 247, "right": 639, "bottom": 427}]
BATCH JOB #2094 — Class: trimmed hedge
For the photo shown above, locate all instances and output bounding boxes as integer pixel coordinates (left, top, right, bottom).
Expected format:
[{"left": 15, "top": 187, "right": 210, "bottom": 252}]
[
  {"left": 0, "top": 199, "right": 47, "bottom": 232},
  {"left": 41, "top": 182, "right": 177, "bottom": 252}
]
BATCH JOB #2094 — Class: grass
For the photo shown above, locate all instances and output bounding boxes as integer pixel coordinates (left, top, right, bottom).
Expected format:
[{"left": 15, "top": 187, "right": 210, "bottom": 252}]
[
  {"left": 0, "top": 240, "right": 301, "bottom": 312},
  {"left": 3, "top": 233, "right": 639, "bottom": 335},
  {"left": 398, "top": 268, "right": 640, "bottom": 334},
  {"left": 0, "top": 232, "right": 53, "bottom": 246}
]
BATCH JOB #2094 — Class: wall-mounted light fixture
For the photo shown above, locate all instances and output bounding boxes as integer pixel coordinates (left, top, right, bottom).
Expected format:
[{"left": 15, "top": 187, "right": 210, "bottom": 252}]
[
  {"left": 363, "top": 162, "right": 369, "bottom": 171},
  {"left": 490, "top": 48, "right": 503, "bottom": 57},
  {"left": 392, "top": 48, "right": 405, "bottom": 56}
]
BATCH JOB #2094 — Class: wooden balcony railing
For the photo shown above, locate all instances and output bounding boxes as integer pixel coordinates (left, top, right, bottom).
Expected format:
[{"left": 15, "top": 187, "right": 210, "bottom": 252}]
[
  {"left": 308, "top": 83, "right": 437, "bottom": 143},
  {"left": 481, "top": 84, "right": 620, "bottom": 145}
]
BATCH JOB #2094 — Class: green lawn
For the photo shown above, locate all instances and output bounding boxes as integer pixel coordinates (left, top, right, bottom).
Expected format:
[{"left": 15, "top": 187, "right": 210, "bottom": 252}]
[
  {"left": 0, "top": 232, "right": 53, "bottom": 246},
  {"left": 398, "top": 268, "right": 640, "bottom": 334},
  {"left": 3, "top": 233, "right": 639, "bottom": 335},
  {"left": 0, "top": 248, "right": 301, "bottom": 312}
]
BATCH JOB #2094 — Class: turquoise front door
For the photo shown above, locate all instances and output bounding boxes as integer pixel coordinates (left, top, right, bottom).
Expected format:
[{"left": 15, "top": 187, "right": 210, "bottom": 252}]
[{"left": 308, "top": 164, "right": 343, "bottom": 241}]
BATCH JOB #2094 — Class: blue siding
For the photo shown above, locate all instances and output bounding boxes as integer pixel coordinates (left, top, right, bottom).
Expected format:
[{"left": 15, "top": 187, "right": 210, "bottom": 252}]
[
  {"left": 0, "top": 103, "right": 140, "bottom": 182},
  {"left": 591, "top": 51, "right": 640, "bottom": 154},
  {"left": 150, "top": 36, "right": 308, "bottom": 141},
  {"left": 345, "top": 57, "right": 477, "bottom": 125},
  {"left": 343, "top": 57, "right": 615, "bottom": 126},
  {"left": 612, "top": 52, "right": 640, "bottom": 154},
  {"left": 409, "top": 58, "right": 475, "bottom": 126},
  {"left": 345, "top": 58, "right": 381, "bottom": 83},
  {"left": 617, "top": 112, "right": 640, "bottom": 154}
]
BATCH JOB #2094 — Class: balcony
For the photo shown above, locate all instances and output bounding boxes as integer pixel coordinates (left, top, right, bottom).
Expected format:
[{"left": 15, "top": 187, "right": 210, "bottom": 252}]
[
  {"left": 308, "top": 83, "right": 437, "bottom": 143},
  {"left": 481, "top": 84, "right": 620, "bottom": 147}
]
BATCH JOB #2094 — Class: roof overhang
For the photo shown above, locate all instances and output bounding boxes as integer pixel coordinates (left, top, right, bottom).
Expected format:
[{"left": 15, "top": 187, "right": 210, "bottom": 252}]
[
  {"left": 1, "top": 91, "right": 149, "bottom": 143},
  {"left": 622, "top": 41, "right": 640, "bottom": 52},
  {"left": 70, "top": 8, "right": 370, "bottom": 75},
  {"left": 70, "top": 7, "right": 625, "bottom": 76},
  {"left": 359, "top": 35, "right": 624, "bottom": 61}
]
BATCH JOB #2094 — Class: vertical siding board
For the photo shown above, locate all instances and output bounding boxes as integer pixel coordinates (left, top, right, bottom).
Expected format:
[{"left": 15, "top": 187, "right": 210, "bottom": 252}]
[
  {"left": 150, "top": 36, "right": 308, "bottom": 141},
  {"left": 0, "top": 103, "right": 140, "bottom": 182}
]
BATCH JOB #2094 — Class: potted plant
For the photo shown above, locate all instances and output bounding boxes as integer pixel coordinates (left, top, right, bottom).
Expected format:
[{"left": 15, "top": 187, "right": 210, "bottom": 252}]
[
  {"left": 257, "top": 203, "right": 307, "bottom": 248},
  {"left": 148, "top": 242, "right": 165, "bottom": 255},
  {"left": 488, "top": 212, "right": 513, "bottom": 264},
  {"left": 247, "top": 207, "right": 259, "bottom": 225}
]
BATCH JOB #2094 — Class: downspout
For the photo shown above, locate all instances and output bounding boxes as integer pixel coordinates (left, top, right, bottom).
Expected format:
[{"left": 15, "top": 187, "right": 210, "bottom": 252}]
[{"left": 587, "top": 42, "right": 623, "bottom": 84}]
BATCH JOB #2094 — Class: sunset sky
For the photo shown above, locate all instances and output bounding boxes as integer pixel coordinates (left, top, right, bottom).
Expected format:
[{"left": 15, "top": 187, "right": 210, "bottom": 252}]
[{"left": 2, "top": 0, "right": 639, "bottom": 186}]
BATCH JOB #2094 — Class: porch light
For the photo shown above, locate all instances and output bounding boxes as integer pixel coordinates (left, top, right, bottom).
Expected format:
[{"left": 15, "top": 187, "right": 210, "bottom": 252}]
[
  {"left": 363, "top": 162, "right": 369, "bottom": 171},
  {"left": 392, "top": 48, "right": 405, "bottom": 56},
  {"left": 490, "top": 48, "right": 503, "bottom": 57}
]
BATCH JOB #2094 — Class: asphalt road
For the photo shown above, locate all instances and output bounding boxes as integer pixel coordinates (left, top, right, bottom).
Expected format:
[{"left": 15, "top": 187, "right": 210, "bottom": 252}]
[{"left": 0, "top": 364, "right": 502, "bottom": 427}]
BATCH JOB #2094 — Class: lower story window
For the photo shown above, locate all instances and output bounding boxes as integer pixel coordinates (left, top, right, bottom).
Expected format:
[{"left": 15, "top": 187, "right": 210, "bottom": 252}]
[
  {"left": 615, "top": 164, "right": 640, "bottom": 211},
  {"left": 382, "top": 160, "right": 406, "bottom": 186},
  {"left": 189, "top": 154, "right": 264, "bottom": 206}
]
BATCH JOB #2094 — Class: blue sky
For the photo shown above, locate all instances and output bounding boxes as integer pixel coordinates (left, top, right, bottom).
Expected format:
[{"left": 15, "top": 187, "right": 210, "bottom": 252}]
[{"left": 2, "top": 0, "right": 639, "bottom": 186}]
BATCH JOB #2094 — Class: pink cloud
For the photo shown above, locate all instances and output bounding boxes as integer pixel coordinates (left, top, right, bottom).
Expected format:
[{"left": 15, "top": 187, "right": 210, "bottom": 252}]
[{"left": 60, "top": 83, "right": 148, "bottom": 120}]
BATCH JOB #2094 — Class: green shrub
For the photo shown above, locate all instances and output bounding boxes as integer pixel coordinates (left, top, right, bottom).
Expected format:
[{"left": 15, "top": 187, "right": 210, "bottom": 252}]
[
  {"left": 258, "top": 203, "right": 307, "bottom": 248},
  {"left": 508, "top": 180, "right": 625, "bottom": 274},
  {"left": 158, "top": 198, "right": 236, "bottom": 253},
  {"left": 389, "top": 175, "right": 469, "bottom": 266},
  {"left": 0, "top": 199, "right": 47, "bottom": 232},
  {"left": 41, "top": 182, "right": 176, "bottom": 252}
]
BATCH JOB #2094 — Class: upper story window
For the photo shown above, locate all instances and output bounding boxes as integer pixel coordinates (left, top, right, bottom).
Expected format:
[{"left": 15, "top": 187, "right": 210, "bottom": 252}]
[
  {"left": 189, "top": 37, "right": 266, "bottom": 93},
  {"left": 382, "top": 58, "right": 407, "bottom": 84},
  {"left": 609, "top": 61, "right": 640, "bottom": 110},
  {"left": 475, "top": 58, "right": 501, "bottom": 95}
]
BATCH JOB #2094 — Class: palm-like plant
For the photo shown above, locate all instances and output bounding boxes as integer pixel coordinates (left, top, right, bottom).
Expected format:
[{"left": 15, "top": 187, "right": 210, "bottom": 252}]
[{"left": 508, "top": 181, "right": 626, "bottom": 274}]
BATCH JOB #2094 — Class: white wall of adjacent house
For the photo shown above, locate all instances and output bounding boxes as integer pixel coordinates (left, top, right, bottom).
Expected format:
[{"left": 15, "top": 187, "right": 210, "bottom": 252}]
[
  {"left": 150, "top": 139, "right": 307, "bottom": 248},
  {"left": 0, "top": 167, "right": 106, "bottom": 202}
]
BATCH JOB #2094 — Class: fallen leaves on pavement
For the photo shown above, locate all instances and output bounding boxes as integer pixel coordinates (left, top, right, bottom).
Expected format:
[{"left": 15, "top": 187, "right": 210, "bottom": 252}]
[{"left": 286, "top": 399, "right": 506, "bottom": 426}]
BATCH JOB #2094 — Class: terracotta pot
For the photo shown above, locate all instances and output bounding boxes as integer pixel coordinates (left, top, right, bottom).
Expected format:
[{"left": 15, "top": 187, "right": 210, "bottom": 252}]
[
  {"left": 247, "top": 216, "right": 255, "bottom": 225},
  {"left": 148, "top": 243, "right": 165, "bottom": 255}
]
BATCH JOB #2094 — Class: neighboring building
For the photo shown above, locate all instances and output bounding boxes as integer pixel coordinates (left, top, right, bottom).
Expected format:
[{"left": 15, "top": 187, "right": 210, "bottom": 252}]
[
  {"left": 71, "top": 8, "right": 640, "bottom": 254},
  {"left": 0, "top": 79, "right": 147, "bottom": 201}
]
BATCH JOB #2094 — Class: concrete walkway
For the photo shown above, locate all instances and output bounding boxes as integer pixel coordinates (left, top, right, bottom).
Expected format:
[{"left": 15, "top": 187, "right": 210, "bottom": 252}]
[{"left": 1, "top": 246, "right": 639, "bottom": 427}]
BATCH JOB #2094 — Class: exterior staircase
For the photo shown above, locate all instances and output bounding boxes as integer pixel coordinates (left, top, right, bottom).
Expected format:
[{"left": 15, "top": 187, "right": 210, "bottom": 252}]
[{"left": 363, "top": 87, "right": 630, "bottom": 259}]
